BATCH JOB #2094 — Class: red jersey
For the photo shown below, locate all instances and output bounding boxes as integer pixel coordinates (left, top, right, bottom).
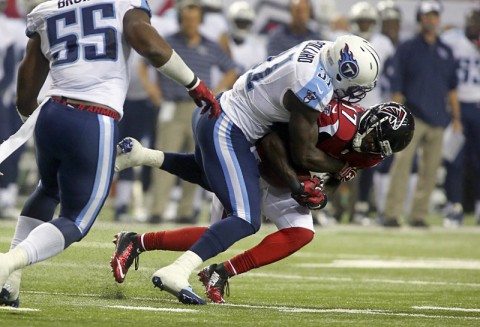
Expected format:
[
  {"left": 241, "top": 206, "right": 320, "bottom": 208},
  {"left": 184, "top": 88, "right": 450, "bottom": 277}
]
[
  {"left": 317, "top": 100, "right": 383, "bottom": 169},
  {"left": 257, "top": 100, "right": 383, "bottom": 187}
]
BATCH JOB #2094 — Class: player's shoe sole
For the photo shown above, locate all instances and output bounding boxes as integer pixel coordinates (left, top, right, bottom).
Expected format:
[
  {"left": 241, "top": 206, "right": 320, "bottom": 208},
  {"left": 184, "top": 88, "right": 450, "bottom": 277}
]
[{"left": 152, "top": 276, "right": 206, "bottom": 305}]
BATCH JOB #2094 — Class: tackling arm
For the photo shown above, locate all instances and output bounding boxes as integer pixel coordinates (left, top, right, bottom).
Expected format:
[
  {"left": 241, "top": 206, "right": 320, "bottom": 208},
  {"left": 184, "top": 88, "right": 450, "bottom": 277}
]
[
  {"left": 16, "top": 33, "right": 50, "bottom": 117},
  {"left": 284, "top": 90, "right": 345, "bottom": 173},
  {"left": 260, "top": 131, "right": 304, "bottom": 192}
]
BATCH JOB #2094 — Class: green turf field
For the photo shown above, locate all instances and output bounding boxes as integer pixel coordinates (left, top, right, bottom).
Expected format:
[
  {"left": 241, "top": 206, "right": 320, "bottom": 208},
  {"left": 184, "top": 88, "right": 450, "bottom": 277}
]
[{"left": 1, "top": 214, "right": 479, "bottom": 326}]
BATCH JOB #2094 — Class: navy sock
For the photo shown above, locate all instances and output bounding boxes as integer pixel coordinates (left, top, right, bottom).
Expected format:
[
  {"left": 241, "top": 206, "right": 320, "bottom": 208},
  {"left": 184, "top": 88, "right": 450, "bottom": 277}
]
[{"left": 190, "top": 216, "right": 257, "bottom": 261}]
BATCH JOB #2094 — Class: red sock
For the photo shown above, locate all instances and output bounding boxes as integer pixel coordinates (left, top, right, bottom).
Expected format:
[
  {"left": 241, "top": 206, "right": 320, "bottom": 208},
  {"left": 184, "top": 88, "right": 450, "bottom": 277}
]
[
  {"left": 224, "top": 227, "right": 314, "bottom": 276},
  {"left": 138, "top": 226, "right": 208, "bottom": 251}
]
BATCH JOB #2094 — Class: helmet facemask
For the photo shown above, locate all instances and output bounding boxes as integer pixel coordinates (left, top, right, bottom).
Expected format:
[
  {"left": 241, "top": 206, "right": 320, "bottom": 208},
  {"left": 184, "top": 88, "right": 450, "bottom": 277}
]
[{"left": 353, "top": 102, "right": 415, "bottom": 157}]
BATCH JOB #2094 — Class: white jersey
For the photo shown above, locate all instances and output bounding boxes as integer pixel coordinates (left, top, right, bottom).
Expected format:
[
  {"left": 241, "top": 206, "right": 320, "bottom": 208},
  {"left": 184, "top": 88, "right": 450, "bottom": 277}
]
[
  {"left": 229, "top": 35, "right": 268, "bottom": 75},
  {"left": 442, "top": 29, "right": 480, "bottom": 103},
  {"left": 220, "top": 40, "right": 334, "bottom": 143},
  {"left": 26, "top": 0, "right": 152, "bottom": 115},
  {"left": 359, "top": 33, "right": 395, "bottom": 108}
]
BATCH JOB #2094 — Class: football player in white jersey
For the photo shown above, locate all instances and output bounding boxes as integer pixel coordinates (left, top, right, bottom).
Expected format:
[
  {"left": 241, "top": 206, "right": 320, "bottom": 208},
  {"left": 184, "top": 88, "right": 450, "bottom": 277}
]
[
  {"left": 441, "top": 9, "right": 480, "bottom": 226},
  {"left": 111, "top": 35, "right": 380, "bottom": 305},
  {"left": 220, "top": 1, "right": 267, "bottom": 74},
  {"left": 0, "top": 0, "right": 219, "bottom": 307}
]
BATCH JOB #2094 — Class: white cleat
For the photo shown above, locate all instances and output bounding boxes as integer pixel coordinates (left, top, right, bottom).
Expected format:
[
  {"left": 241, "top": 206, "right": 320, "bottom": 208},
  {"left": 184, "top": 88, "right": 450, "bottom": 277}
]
[
  {"left": 115, "top": 137, "right": 164, "bottom": 172},
  {"left": 151, "top": 265, "right": 206, "bottom": 305},
  {"left": 0, "top": 254, "right": 10, "bottom": 286},
  {"left": 0, "top": 270, "right": 21, "bottom": 307}
]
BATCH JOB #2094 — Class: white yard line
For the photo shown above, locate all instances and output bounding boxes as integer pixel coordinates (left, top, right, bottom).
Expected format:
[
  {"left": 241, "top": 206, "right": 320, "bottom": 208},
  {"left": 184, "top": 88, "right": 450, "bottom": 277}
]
[
  {"left": 11, "top": 290, "right": 479, "bottom": 320},
  {"left": 105, "top": 305, "right": 198, "bottom": 313},
  {"left": 412, "top": 306, "right": 480, "bottom": 313},
  {"left": 0, "top": 306, "right": 39, "bottom": 312},
  {"left": 298, "top": 259, "right": 480, "bottom": 269}
]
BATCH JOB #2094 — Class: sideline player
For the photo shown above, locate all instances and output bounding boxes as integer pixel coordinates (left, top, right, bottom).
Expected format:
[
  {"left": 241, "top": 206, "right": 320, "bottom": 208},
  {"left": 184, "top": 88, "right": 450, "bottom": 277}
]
[
  {"left": 0, "top": 0, "right": 218, "bottom": 307},
  {"left": 111, "top": 100, "right": 414, "bottom": 303}
]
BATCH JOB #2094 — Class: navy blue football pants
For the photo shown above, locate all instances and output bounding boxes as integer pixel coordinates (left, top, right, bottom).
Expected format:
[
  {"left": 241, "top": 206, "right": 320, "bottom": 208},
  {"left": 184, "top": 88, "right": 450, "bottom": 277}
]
[
  {"left": 161, "top": 108, "right": 261, "bottom": 261},
  {"left": 21, "top": 99, "right": 118, "bottom": 247}
]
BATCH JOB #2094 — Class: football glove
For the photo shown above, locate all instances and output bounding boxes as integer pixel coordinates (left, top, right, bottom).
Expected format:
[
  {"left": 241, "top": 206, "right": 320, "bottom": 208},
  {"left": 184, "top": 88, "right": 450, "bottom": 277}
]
[
  {"left": 291, "top": 175, "right": 328, "bottom": 210},
  {"left": 188, "top": 79, "right": 220, "bottom": 119},
  {"left": 335, "top": 164, "right": 358, "bottom": 182}
]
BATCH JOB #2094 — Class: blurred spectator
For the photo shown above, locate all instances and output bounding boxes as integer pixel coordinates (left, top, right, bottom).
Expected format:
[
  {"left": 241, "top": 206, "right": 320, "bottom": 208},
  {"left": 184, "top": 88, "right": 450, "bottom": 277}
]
[
  {"left": 441, "top": 8, "right": 480, "bottom": 227},
  {"left": 382, "top": 0, "right": 461, "bottom": 227},
  {"left": 327, "top": 15, "right": 350, "bottom": 41},
  {"left": 266, "top": 0, "right": 320, "bottom": 56},
  {"left": 149, "top": 0, "right": 237, "bottom": 224},
  {"left": 0, "top": 0, "right": 29, "bottom": 219},
  {"left": 347, "top": 1, "right": 395, "bottom": 225},
  {"left": 113, "top": 54, "right": 161, "bottom": 222},
  {"left": 220, "top": 1, "right": 267, "bottom": 74},
  {"left": 200, "top": 0, "right": 228, "bottom": 42},
  {"left": 372, "top": 0, "right": 419, "bottom": 222}
]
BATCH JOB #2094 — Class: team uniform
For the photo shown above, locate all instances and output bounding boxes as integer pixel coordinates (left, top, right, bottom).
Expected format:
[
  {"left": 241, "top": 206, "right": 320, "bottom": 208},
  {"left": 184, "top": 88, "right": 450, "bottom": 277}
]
[
  {"left": 0, "top": 15, "right": 27, "bottom": 218},
  {"left": 179, "top": 40, "right": 335, "bottom": 259},
  {"left": 441, "top": 29, "right": 480, "bottom": 222},
  {"left": 211, "top": 100, "right": 383, "bottom": 233},
  {"left": 21, "top": 0, "right": 150, "bottom": 246}
]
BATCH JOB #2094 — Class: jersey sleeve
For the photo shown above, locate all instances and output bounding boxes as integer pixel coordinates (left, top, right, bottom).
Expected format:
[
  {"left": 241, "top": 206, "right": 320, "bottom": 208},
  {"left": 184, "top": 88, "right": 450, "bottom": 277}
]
[
  {"left": 292, "top": 54, "right": 334, "bottom": 112},
  {"left": 128, "top": 0, "right": 152, "bottom": 17},
  {"left": 25, "top": 2, "right": 50, "bottom": 38}
]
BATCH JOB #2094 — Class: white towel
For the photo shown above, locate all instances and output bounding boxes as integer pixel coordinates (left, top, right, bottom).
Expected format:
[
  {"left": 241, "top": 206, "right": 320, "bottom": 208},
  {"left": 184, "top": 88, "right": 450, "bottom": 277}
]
[{"left": 0, "top": 98, "right": 50, "bottom": 173}]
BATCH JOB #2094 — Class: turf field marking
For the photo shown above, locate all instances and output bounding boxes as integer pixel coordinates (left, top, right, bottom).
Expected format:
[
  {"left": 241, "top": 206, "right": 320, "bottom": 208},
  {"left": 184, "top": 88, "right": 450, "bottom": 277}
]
[
  {"left": 249, "top": 272, "right": 480, "bottom": 287},
  {"left": 223, "top": 303, "right": 480, "bottom": 320},
  {"left": 412, "top": 306, "right": 480, "bottom": 312},
  {"left": 105, "top": 305, "right": 198, "bottom": 313},
  {"left": 11, "top": 291, "right": 480, "bottom": 320},
  {"left": 298, "top": 259, "right": 480, "bottom": 269},
  {"left": 0, "top": 306, "right": 39, "bottom": 312}
]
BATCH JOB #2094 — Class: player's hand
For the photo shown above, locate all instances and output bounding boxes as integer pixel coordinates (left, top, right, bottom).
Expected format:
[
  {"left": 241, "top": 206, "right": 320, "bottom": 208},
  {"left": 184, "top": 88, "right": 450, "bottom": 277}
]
[
  {"left": 335, "top": 164, "right": 357, "bottom": 182},
  {"left": 188, "top": 80, "right": 220, "bottom": 119},
  {"left": 291, "top": 175, "right": 328, "bottom": 210}
]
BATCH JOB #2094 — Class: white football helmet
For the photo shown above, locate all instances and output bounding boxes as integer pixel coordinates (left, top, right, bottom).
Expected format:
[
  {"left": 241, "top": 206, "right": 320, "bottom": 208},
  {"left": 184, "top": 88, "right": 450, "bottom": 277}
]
[
  {"left": 227, "top": 1, "right": 255, "bottom": 42},
  {"left": 377, "top": 0, "right": 401, "bottom": 21},
  {"left": 349, "top": 1, "right": 379, "bottom": 40},
  {"left": 321, "top": 35, "right": 380, "bottom": 102}
]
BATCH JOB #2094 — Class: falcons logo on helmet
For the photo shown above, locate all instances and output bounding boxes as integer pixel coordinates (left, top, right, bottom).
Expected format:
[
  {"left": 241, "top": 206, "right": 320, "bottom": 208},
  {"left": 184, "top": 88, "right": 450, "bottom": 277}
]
[{"left": 381, "top": 105, "right": 407, "bottom": 130}]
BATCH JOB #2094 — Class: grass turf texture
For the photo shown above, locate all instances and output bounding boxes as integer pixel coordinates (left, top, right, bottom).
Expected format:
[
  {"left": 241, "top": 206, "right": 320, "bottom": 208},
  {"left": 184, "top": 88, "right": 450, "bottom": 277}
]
[{"left": 1, "top": 213, "right": 479, "bottom": 327}]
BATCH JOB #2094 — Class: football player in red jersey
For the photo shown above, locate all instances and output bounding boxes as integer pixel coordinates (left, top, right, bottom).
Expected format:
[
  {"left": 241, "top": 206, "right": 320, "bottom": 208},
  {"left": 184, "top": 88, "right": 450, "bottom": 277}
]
[{"left": 110, "top": 100, "right": 414, "bottom": 303}]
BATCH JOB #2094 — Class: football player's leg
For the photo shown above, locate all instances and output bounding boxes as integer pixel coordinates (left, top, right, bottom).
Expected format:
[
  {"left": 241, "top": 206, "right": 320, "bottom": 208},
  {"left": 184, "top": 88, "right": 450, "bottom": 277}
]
[
  {"left": 0, "top": 123, "right": 62, "bottom": 302},
  {"left": 151, "top": 112, "right": 261, "bottom": 304},
  {"left": 199, "top": 185, "right": 314, "bottom": 303}
]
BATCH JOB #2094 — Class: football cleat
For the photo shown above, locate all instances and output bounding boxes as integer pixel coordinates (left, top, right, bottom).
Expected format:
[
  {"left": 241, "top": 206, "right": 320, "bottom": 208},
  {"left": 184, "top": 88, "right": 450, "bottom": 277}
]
[
  {"left": 111, "top": 232, "right": 142, "bottom": 283},
  {"left": 0, "top": 287, "right": 19, "bottom": 308},
  {"left": 198, "top": 263, "right": 230, "bottom": 304},
  {"left": 115, "top": 137, "right": 144, "bottom": 172},
  {"left": 151, "top": 266, "right": 206, "bottom": 305},
  {"left": 115, "top": 137, "right": 164, "bottom": 172}
]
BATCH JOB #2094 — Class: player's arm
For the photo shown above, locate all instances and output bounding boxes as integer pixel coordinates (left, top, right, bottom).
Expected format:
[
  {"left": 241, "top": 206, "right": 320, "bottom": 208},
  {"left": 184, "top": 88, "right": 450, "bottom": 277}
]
[
  {"left": 284, "top": 90, "right": 345, "bottom": 173},
  {"left": 16, "top": 33, "right": 50, "bottom": 118},
  {"left": 260, "top": 131, "right": 304, "bottom": 192},
  {"left": 123, "top": 8, "right": 219, "bottom": 117}
]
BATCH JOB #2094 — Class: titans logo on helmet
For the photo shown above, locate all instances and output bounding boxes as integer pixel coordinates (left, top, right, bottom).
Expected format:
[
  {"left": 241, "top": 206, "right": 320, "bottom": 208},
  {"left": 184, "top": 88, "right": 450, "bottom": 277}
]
[{"left": 338, "top": 44, "right": 359, "bottom": 79}]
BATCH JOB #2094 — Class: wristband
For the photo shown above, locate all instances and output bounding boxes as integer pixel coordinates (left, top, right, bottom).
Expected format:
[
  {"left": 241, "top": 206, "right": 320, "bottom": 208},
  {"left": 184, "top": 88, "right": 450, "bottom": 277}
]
[{"left": 155, "top": 50, "right": 196, "bottom": 88}]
